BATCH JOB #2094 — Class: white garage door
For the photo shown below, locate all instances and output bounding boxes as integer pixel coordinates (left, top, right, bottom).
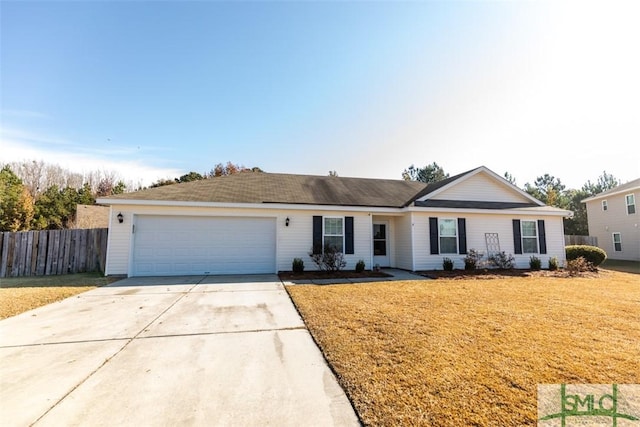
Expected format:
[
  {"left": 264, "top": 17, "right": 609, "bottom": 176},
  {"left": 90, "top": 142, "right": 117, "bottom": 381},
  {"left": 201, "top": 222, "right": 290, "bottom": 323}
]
[{"left": 132, "top": 216, "right": 276, "bottom": 276}]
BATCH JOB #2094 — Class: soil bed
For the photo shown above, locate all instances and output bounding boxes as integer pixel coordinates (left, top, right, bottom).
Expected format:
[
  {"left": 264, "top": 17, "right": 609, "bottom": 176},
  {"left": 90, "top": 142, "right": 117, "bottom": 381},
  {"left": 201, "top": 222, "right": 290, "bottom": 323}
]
[
  {"left": 420, "top": 268, "right": 599, "bottom": 280},
  {"left": 279, "top": 270, "right": 392, "bottom": 281}
]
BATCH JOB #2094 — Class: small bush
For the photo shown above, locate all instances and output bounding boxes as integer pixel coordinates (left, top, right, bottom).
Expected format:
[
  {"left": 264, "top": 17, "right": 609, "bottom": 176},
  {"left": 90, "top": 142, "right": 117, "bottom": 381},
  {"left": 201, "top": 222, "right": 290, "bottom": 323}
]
[
  {"left": 488, "top": 251, "right": 515, "bottom": 269},
  {"left": 529, "top": 256, "right": 541, "bottom": 270},
  {"left": 464, "top": 249, "right": 483, "bottom": 270},
  {"left": 443, "top": 257, "right": 454, "bottom": 271},
  {"left": 355, "top": 260, "right": 366, "bottom": 273},
  {"left": 565, "top": 245, "right": 607, "bottom": 267},
  {"left": 548, "top": 256, "right": 559, "bottom": 271},
  {"left": 292, "top": 258, "right": 304, "bottom": 273},
  {"left": 308, "top": 245, "right": 347, "bottom": 272},
  {"left": 566, "top": 256, "right": 594, "bottom": 276}
]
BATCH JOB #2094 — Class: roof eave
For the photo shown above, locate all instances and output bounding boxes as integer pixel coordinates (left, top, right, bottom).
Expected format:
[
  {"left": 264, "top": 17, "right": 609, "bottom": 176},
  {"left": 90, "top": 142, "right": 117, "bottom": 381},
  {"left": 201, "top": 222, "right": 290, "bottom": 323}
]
[
  {"left": 408, "top": 205, "right": 573, "bottom": 217},
  {"left": 95, "top": 198, "right": 409, "bottom": 213}
]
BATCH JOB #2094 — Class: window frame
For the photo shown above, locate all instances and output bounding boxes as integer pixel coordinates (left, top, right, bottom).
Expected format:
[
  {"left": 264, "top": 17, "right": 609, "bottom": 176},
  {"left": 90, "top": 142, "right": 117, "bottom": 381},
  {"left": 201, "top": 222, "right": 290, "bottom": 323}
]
[
  {"left": 521, "top": 220, "right": 539, "bottom": 254},
  {"left": 612, "top": 232, "right": 622, "bottom": 252},
  {"left": 602, "top": 200, "right": 608, "bottom": 211},
  {"left": 625, "top": 194, "right": 636, "bottom": 215},
  {"left": 323, "top": 216, "right": 344, "bottom": 252},
  {"left": 438, "top": 218, "right": 458, "bottom": 254}
]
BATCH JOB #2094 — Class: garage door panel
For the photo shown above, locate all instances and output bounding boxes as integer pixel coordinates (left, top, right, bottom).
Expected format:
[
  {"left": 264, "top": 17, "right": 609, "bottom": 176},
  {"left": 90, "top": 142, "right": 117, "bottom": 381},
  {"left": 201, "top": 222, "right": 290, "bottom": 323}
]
[{"left": 132, "top": 216, "right": 276, "bottom": 276}]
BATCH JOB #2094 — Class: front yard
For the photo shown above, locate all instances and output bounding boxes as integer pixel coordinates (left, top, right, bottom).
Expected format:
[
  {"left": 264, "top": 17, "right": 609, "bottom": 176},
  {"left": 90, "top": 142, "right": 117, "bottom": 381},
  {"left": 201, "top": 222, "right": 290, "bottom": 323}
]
[{"left": 286, "top": 270, "right": 640, "bottom": 426}]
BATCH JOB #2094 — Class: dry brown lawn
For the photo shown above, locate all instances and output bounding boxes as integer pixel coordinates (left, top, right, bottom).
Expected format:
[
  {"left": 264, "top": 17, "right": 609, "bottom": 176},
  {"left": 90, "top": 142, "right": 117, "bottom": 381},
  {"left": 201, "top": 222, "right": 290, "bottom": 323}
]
[
  {"left": 287, "top": 270, "right": 640, "bottom": 426},
  {"left": 0, "top": 273, "right": 119, "bottom": 319}
]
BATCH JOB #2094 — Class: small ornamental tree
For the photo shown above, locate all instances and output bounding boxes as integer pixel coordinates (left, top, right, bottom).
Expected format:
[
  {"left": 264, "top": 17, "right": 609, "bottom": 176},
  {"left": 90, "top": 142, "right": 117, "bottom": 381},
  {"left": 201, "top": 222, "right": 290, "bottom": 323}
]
[
  {"left": 488, "top": 252, "right": 515, "bottom": 269},
  {"left": 464, "top": 249, "right": 483, "bottom": 270}
]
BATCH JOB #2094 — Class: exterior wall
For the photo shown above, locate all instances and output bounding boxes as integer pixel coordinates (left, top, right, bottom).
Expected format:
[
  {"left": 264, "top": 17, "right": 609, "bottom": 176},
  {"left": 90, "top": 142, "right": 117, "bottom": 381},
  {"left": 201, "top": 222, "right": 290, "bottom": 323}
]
[
  {"left": 104, "top": 204, "right": 375, "bottom": 276},
  {"left": 105, "top": 209, "right": 132, "bottom": 275},
  {"left": 104, "top": 202, "right": 571, "bottom": 276},
  {"left": 585, "top": 190, "right": 640, "bottom": 261},
  {"left": 411, "top": 211, "right": 567, "bottom": 270},
  {"left": 429, "top": 172, "right": 532, "bottom": 203},
  {"left": 394, "top": 213, "right": 414, "bottom": 270}
]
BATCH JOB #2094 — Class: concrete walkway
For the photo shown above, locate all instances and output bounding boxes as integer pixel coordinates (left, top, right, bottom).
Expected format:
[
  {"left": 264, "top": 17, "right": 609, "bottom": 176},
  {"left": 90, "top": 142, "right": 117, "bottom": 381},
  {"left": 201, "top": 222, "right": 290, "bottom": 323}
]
[{"left": 0, "top": 275, "right": 359, "bottom": 427}]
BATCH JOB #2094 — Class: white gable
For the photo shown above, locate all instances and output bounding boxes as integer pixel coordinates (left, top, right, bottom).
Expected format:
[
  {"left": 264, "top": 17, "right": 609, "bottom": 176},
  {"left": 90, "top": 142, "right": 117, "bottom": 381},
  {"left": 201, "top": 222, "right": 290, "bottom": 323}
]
[{"left": 420, "top": 168, "right": 540, "bottom": 204}]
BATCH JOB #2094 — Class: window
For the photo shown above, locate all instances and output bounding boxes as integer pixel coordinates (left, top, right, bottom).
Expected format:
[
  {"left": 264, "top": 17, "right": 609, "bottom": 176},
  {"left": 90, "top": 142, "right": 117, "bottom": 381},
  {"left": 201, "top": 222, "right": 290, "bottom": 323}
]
[
  {"left": 626, "top": 194, "right": 636, "bottom": 214},
  {"left": 612, "top": 233, "right": 622, "bottom": 252},
  {"left": 439, "top": 219, "right": 458, "bottom": 254},
  {"left": 323, "top": 217, "right": 344, "bottom": 252},
  {"left": 521, "top": 220, "right": 538, "bottom": 253},
  {"left": 602, "top": 200, "right": 608, "bottom": 211}
]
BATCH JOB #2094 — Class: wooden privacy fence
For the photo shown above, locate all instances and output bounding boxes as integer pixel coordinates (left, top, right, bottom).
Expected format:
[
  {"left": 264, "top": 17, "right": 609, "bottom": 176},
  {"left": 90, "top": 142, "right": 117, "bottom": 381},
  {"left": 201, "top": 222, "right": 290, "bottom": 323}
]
[
  {"left": 565, "top": 235, "right": 598, "bottom": 246},
  {"left": 0, "top": 228, "right": 108, "bottom": 278}
]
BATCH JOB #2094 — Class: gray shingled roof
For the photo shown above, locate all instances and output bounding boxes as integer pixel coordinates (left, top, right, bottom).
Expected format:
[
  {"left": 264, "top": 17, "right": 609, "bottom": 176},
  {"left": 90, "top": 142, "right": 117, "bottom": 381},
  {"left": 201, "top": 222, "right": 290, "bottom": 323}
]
[{"left": 103, "top": 172, "right": 429, "bottom": 208}]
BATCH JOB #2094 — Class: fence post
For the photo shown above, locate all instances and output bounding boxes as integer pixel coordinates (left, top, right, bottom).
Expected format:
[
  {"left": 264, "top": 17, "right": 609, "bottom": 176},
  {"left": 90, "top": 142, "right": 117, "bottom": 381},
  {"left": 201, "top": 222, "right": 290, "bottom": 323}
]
[{"left": 0, "top": 233, "right": 8, "bottom": 278}]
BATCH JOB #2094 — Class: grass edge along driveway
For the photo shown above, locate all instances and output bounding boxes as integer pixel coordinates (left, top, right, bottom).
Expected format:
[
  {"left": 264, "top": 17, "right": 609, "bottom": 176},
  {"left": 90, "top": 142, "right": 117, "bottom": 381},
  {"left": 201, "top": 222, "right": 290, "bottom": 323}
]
[
  {"left": 0, "top": 273, "right": 119, "bottom": 319},
  {"left": 287, "top": 270, "right": 640, "bottom": 426}
]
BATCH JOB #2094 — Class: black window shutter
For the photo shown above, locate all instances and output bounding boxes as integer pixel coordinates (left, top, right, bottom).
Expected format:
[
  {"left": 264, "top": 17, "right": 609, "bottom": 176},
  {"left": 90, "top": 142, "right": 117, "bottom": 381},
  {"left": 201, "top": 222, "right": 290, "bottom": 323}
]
[
  {"left": 512, "top": 219, "right": 522, "bottom": 254},
  {"left": 538, "top": 219, "right": 547, "bottom": 254},
  {"left": 345, "top": 216, "right": 354, "bottom": 254},
  {"left": 429, "top": 217, "right": 439, "bottom": 255},
  {"left": 457, "top": 218, "right": 467, "bottom": 254},
  {"left": 312, "top": 216, "right": 322, "bottom": 254}
]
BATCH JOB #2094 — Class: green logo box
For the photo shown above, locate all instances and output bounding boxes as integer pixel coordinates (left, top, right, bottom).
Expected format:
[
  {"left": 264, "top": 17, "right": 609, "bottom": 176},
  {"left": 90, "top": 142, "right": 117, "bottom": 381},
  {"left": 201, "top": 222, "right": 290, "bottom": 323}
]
[{"left": 538, "top": 384, "right": 640, "bottom": 426}]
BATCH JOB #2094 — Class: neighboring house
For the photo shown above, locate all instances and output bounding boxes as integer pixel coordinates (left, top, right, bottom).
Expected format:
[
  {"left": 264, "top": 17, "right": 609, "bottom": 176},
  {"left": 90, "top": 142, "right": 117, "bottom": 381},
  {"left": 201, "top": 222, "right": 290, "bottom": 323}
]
[
  {"left": 74, "top": 204, "right": 110, "bottom": 229},
  {"left": 582, "top": 178, "right": 640, "bottom": 261},
  {"left": 97, "top": 166, "right": 572, "bottom": 277}
]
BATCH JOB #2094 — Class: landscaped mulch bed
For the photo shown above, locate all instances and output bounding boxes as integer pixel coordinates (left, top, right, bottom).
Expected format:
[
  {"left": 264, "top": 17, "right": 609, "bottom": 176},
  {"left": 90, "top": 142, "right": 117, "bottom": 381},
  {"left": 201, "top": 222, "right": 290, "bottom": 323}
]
[
  {"left": 279, "top": 270, "right": 392, "bottom": 281},
  {"left": 419, "top": 268, "right": 599, "bottom": 280},
  {"left": 287, "top": 270, "right": 639, "bottom": 426}
]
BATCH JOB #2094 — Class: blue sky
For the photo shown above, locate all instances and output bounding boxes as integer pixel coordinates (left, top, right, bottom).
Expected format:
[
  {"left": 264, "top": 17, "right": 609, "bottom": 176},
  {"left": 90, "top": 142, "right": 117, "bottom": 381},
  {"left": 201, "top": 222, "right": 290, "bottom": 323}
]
[{"left": 2, "top": 1, "right": 638, "bottom": 189}]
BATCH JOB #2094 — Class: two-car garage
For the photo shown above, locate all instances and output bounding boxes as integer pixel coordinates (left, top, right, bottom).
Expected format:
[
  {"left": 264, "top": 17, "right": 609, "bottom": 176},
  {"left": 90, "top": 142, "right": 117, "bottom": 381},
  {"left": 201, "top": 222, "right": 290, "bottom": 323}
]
[{"left": 131, "top": 216, "right": 276, "bottom": 276}]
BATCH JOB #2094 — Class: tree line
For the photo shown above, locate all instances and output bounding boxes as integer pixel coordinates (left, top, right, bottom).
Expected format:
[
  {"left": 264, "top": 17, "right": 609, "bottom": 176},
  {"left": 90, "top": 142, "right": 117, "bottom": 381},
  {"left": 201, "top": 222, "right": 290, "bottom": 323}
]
[
  {"left": 1, "top": 161, "right": 127, "bottom": 231},
  {"left": 0, "top": 161, "right": 261, "bottom": 231}
]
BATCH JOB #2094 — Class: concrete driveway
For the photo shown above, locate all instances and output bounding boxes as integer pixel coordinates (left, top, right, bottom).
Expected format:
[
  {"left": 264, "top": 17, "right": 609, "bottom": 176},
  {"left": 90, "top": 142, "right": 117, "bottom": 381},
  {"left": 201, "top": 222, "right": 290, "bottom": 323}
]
[{"left": 0, "top": 275, "right": 359, "bottom": 426}]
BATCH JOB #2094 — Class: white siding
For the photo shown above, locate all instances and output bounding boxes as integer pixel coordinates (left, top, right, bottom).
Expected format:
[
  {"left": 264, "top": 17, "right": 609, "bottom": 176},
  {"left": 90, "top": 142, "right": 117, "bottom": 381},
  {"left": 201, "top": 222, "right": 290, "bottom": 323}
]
[
  {"left": 105, "top": 210, "right": 133, "bottom": 275},
  {"left": 104, "top": 205, "right": 374, "bottom": 276},
  {"left": 585, "top": 189, "right": 640, "bottom": 261},
  {"left": 394, "top": 213, "right": 414, "bottom": 270},
  {"left": 412, "top": 212, "right": 567, "bottom": 270},
  {"left": 278, "top": 211, "right": 372, "bottom": 271},
  {"left": 428, "top": 172, "right": 532, "bottom": 203}
]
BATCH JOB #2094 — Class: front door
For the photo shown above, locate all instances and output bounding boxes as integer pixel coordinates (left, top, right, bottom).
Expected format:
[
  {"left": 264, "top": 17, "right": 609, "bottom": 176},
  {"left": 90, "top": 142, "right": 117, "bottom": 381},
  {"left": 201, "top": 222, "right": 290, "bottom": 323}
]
[{"left": 373, "top": 222, "right": 390, "bottom": 268}]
